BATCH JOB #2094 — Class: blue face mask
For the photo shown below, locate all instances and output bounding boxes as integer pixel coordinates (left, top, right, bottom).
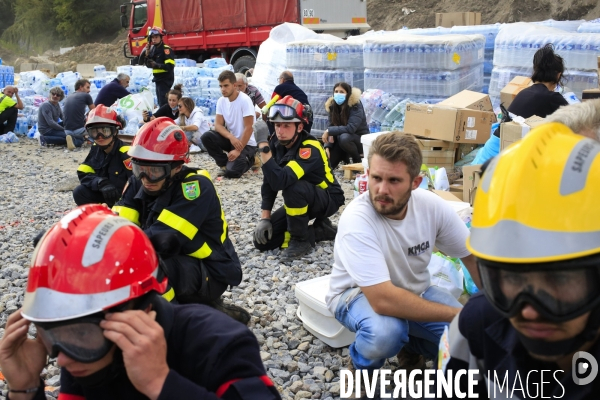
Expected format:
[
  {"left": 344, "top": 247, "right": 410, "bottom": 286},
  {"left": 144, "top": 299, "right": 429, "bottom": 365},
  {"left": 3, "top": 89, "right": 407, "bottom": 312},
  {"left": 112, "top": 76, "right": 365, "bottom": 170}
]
[
  {"left": 172, "top": 106, "right": 178, "bottom": 112},
  {"left": 333, "top": 93, "right": 346, "bottom": 105}
]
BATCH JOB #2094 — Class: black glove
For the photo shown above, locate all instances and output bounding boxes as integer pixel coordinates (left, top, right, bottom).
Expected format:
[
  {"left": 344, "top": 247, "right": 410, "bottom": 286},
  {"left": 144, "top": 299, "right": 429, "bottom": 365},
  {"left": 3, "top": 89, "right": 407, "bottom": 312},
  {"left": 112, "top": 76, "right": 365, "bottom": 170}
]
[
  {"left": 149, "top": 232, "right": 182, "bottom": 260},
  {"left": 254, "top": 218, "right": 273, "bottom": 245},
  {"left": 98, "top": 179, "right": 121, "bottom": 205},
  {"left": 146, "top": 59, "right": 157, "bottom": 68}
]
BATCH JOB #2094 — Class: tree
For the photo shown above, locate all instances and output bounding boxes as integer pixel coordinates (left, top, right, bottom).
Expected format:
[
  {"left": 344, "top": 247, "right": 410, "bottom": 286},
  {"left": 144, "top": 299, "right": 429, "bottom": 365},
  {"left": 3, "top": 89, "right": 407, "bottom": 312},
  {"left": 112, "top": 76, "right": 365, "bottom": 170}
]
[
  {"left": 1, "top": 0, "right": 60, "bottom": 54},
  {"left": 53, "top": 0, "right": 123, "bottom": 45},
  {"left": 0, "top": 0, "right": 17, "bottom": 38}
]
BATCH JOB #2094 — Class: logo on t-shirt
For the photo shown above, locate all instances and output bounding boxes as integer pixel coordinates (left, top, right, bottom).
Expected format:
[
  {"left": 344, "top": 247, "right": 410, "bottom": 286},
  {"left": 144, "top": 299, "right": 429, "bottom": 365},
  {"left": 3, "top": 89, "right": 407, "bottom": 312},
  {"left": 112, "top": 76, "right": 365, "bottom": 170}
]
[{"left": 408, "top": 241, "right": 430, "bottom": 256}]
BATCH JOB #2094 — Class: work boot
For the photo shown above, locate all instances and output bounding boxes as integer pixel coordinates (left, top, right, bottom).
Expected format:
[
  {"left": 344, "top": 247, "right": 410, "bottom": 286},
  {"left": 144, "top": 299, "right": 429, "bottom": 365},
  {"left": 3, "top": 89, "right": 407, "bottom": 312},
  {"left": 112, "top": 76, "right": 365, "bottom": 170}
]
[
  {"left": 396, "top": 347, "right": 426, "bottom": 372},
  {"left": 252, "top": 154, "right": 261, "bottom": 171},
  {"left": 280, "top": 239, "right": 313, "bottom": 260},
  {"left": 209, "top": 297, "right": 251, "bottom": 325},
  {"left": 217, "top": 166, "right": 227, "bottom": 177},
  {"left": 313, "top": 218, "right": 337, "bottom": 242}
]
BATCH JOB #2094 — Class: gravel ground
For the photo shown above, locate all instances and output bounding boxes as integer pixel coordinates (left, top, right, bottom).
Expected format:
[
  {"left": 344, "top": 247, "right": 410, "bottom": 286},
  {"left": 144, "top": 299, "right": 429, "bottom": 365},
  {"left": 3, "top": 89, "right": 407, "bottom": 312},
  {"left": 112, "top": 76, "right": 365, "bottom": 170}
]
[{"left": 0, "top": 139, "right": 390, "bottom": 400}]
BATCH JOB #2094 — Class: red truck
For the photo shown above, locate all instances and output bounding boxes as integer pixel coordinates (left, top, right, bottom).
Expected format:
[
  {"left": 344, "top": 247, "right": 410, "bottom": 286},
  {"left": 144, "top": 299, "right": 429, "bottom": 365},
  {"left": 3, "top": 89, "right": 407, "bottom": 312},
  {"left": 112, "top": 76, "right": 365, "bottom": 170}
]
[{"left": 120, "top": 0, "right": 369, "bottom": 73}]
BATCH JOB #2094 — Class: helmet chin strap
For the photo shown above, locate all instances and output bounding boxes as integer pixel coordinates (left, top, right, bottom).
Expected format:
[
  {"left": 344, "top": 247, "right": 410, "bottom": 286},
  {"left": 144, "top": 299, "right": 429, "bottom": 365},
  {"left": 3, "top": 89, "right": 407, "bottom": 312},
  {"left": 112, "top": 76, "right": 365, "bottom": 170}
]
[
  {"left": 517, "top": 307, "right": 600, "bottom": 357},
  {"left": 97, "top": 133, "right": 116, "bottom": 150},
  {"left": 277, "top": 125, "right": 301, "bottom": 147}
]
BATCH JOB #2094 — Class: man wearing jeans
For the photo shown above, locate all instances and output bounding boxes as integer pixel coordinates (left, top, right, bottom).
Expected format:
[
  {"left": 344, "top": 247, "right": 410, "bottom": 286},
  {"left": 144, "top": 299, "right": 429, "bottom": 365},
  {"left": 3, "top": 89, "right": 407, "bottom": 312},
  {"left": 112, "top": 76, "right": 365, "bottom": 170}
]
[
  {"left": 325, "top": 133, "right": 480, "bottom": 381},
  {"left": 37, "top": 86, "right": 67, "bottom": 146},
  {"left": 63, "top": 79, "right": 95, "bottom": 149}
]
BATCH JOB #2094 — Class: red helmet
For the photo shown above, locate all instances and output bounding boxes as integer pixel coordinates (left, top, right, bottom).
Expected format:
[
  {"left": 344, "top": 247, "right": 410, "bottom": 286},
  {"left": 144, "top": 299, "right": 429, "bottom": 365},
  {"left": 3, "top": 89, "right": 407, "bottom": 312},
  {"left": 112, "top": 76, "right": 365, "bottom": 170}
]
[
  {"left": 85, "top": 104, "right": 123, "bottom": 129},
  {"left": 268, "top": 95, "right": 311, "bottom": 125},
  {"left": 22, "top": 204, "right": 167, "bottom": 322},
  {"left": 128, "top": 117, "right": 189, "bottom": 162},
  {"left": 148, "top": 26, "right": 165, "bottom": 36}
]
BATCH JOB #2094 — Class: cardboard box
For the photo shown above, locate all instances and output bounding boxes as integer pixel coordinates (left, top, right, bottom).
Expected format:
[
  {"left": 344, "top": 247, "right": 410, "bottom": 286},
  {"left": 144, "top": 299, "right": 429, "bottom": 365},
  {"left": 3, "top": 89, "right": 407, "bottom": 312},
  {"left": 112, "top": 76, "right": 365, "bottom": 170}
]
[
  {"left": 499, "top": 115, "right": 546, "bottom": 151},
  {"left": 438, "top": 90, "right": 495, "bottom": 113},
  {"left": 462, "top": 164, "right": 482, "bottom": 205},
  {"left": 582, "top": 89, "right": 600, "bottom": 101},
  {"left": 404, "top": 104, "right": 494, "bottom": 144},
  {"left": 410, "top": 136, "right": 457, "bottom": 170},
  {"left": 500, "top": 76, "right": 533, "bottom": 108},
  {"left": 435, "top": 12, "right": 481, "bottom": 28}
]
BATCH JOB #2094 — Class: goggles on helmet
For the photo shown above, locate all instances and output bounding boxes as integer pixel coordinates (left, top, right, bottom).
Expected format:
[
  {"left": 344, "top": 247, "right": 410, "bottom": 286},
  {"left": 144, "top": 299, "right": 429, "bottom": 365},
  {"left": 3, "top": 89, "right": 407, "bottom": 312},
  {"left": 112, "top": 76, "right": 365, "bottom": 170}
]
[
  {"left": 34, "top": 314, "right": 113, "bottom": 363},
  {"left": 268, "top": 104, "right": 302, "bottom": 122},
  {"left": 131, "top": 159, "right": 172, "bottom": 183},
  {"left": 479, "top": 257, "right": 600, "bottom": 323},
  {"left": 87, "top": 125, "right": 117, "bottom": 140}
]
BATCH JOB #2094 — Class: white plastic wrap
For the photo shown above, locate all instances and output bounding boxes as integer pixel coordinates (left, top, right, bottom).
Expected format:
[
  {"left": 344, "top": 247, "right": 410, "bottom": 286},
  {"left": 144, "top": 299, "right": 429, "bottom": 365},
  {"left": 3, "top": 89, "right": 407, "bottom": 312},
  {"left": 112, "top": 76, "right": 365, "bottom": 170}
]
[
  {"left": 494, "top": 23, "right": 600, "bottom": 70},
  {"left": 363, "top": 34, "right": 485, "bottom": 70},
  {"left": 533, "top": 19, "right": 586, "bottom": 32},
  {"left": 286, "top": 39, "right": 363, "bottom": 70},
  {"left": 488, "top": 66, "right": 598, "bottom": 107},
  {"left": 449, "top": 23, "right": 502, "bottom": 50},
  {"left": 252, "top": 38, "right": 288, "bottom": 101},
  {"left": 364, "top": 64, "right": 483, "bottom": 97},
  {"left": 577, "top": 19, "right": 600, "bottom": 33},
  {"left": 306, "top": 92, "right": 331, "bottom": 118},
  {"left": 268, "top": 22, "right": 319, "bottom": 44},
  {"left": 287, "top": 69, "right": 364, "bottom": 93}
]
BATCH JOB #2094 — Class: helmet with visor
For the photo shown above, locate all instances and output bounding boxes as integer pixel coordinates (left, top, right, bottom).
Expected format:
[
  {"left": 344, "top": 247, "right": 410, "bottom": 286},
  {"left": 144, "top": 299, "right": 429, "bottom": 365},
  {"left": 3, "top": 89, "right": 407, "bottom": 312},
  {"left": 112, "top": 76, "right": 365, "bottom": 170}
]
[{"left": 22, "top": 204, "right": 167, "bottom": 362}]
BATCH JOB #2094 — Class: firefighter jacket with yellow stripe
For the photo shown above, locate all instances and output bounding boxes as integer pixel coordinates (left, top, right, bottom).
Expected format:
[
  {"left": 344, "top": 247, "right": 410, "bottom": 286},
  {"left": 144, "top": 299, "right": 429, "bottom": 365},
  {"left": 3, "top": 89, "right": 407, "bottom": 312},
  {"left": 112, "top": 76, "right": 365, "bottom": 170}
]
[
  {"left": 113, "top": 166, "right": 242, "bottom": 286},
  {"left": 260, "top": 130, "right": 345, "bottom": 211},
  {"left": 139, "top": 41, "right": 175, "bottom": 83},
  {"left": 77, "top": 138, "right": 133, "bottom": 193}
]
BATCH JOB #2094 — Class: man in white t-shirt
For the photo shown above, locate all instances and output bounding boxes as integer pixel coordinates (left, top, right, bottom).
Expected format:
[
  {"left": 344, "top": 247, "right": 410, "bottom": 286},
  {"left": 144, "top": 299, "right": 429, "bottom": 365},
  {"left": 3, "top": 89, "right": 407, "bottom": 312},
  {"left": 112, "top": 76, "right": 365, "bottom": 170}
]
[
  {"left": 325, "top": 132, "right": 481, "bottom": 375},
  {"left": 201, "top": 70, "right": 257, "bottom": 178}
]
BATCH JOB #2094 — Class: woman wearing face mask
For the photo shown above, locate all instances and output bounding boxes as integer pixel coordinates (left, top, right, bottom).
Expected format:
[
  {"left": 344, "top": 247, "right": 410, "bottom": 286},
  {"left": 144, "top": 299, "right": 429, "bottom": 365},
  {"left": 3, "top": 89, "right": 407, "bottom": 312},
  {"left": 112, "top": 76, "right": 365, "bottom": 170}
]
[
  {"left": 178, "top": 97, "right": 211, "bottom": 151},
  {"left": 322, "top": 82, "right": 369, "bottom": 170},
  {"left": 142, "top": 84, "right": 183, "bottom": 123}
]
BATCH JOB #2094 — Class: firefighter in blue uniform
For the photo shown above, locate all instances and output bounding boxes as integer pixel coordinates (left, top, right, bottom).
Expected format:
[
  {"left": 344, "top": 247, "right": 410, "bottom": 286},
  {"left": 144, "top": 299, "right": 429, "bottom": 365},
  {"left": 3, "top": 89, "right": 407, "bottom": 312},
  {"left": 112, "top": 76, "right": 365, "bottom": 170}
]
[
  {"left": 442, "top": 123, "right": 600, "bottom": 399},
  {"left": 139, "top": 26, "right": 175, "bottom": 107},
  {"left": 0, "top": 205, "right": 281, "bottom": 399},
  {"left": 113, "top": 117, "right": 250, "bottom": 324},
  {"left": 254, "top": 96, "right": 345, "bottom": 260},
  {"left": 73, "top": 105, "right": 132, "bottom": 207}
]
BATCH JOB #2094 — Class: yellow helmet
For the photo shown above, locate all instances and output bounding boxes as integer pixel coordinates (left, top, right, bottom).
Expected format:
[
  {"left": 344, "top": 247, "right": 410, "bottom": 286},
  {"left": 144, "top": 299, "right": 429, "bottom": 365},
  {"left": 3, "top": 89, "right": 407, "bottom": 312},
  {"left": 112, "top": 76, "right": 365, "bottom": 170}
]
[{"left": 467, "top": 122, "right": 600, "bottom": 263}]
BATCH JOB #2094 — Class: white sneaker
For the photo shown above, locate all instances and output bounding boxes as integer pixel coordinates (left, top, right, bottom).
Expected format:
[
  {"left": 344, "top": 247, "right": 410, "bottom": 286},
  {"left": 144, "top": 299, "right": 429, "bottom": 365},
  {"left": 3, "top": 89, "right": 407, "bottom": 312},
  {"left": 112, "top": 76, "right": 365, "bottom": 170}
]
[{"left": 189, "top": 144, "right": 202, "bottom": 154}]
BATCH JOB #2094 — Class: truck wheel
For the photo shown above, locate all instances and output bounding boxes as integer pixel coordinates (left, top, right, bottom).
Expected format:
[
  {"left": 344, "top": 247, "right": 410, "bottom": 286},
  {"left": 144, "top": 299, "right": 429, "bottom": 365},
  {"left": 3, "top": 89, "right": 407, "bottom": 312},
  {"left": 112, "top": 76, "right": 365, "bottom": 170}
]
[{"left": 233, "top": 56, "right": 256, "bottom": 75}]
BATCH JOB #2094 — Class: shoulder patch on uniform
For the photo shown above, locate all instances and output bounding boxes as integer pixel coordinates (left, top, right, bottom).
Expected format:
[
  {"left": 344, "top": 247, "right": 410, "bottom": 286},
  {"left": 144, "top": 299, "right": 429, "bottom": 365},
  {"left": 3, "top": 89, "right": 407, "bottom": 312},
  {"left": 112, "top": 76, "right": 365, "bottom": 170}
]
[
  {"left": 299, "top": 148, "right": 311, "bottom": 159},
  {"left": 164, "top": 49, "right": 170, "bottom": 55},
  {"left": 123, "top": 158, "right": 133, "bottom": 170},
  {"left": 182, "top": 180, "right": 200, "bottom": 200}
]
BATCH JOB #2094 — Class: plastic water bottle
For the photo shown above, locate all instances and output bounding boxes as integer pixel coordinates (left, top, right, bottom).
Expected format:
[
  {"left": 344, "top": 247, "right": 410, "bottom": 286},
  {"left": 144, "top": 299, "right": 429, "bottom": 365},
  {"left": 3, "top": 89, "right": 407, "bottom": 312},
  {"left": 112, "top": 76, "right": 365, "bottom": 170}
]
[{"left": 94, "top": 65, "right": 107, "bottom": 78}]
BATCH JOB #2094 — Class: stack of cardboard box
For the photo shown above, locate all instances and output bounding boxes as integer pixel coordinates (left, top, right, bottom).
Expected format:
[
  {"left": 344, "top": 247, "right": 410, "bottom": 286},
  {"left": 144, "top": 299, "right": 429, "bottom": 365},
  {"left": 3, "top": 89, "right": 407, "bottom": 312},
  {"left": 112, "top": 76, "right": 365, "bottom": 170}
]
[
  {"left": 403, "top": 90, "right": 497, "bottom": 171},
  {"left": 435, "top": 12, "right": 481, "bottom": 28},
  {"left": 499, "top": 115, "right": 547, "bottom": 151}
]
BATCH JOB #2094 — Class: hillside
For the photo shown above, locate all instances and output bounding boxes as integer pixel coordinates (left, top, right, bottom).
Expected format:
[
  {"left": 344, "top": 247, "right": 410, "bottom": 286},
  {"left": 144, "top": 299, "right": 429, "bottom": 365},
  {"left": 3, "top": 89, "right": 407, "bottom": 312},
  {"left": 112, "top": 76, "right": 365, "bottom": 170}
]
[
  {"left": 367, "top": 0, "right": 600, "bottom": 30},
  {"left": 2, "top": 1, "right": 600, "bottom": 72}
]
